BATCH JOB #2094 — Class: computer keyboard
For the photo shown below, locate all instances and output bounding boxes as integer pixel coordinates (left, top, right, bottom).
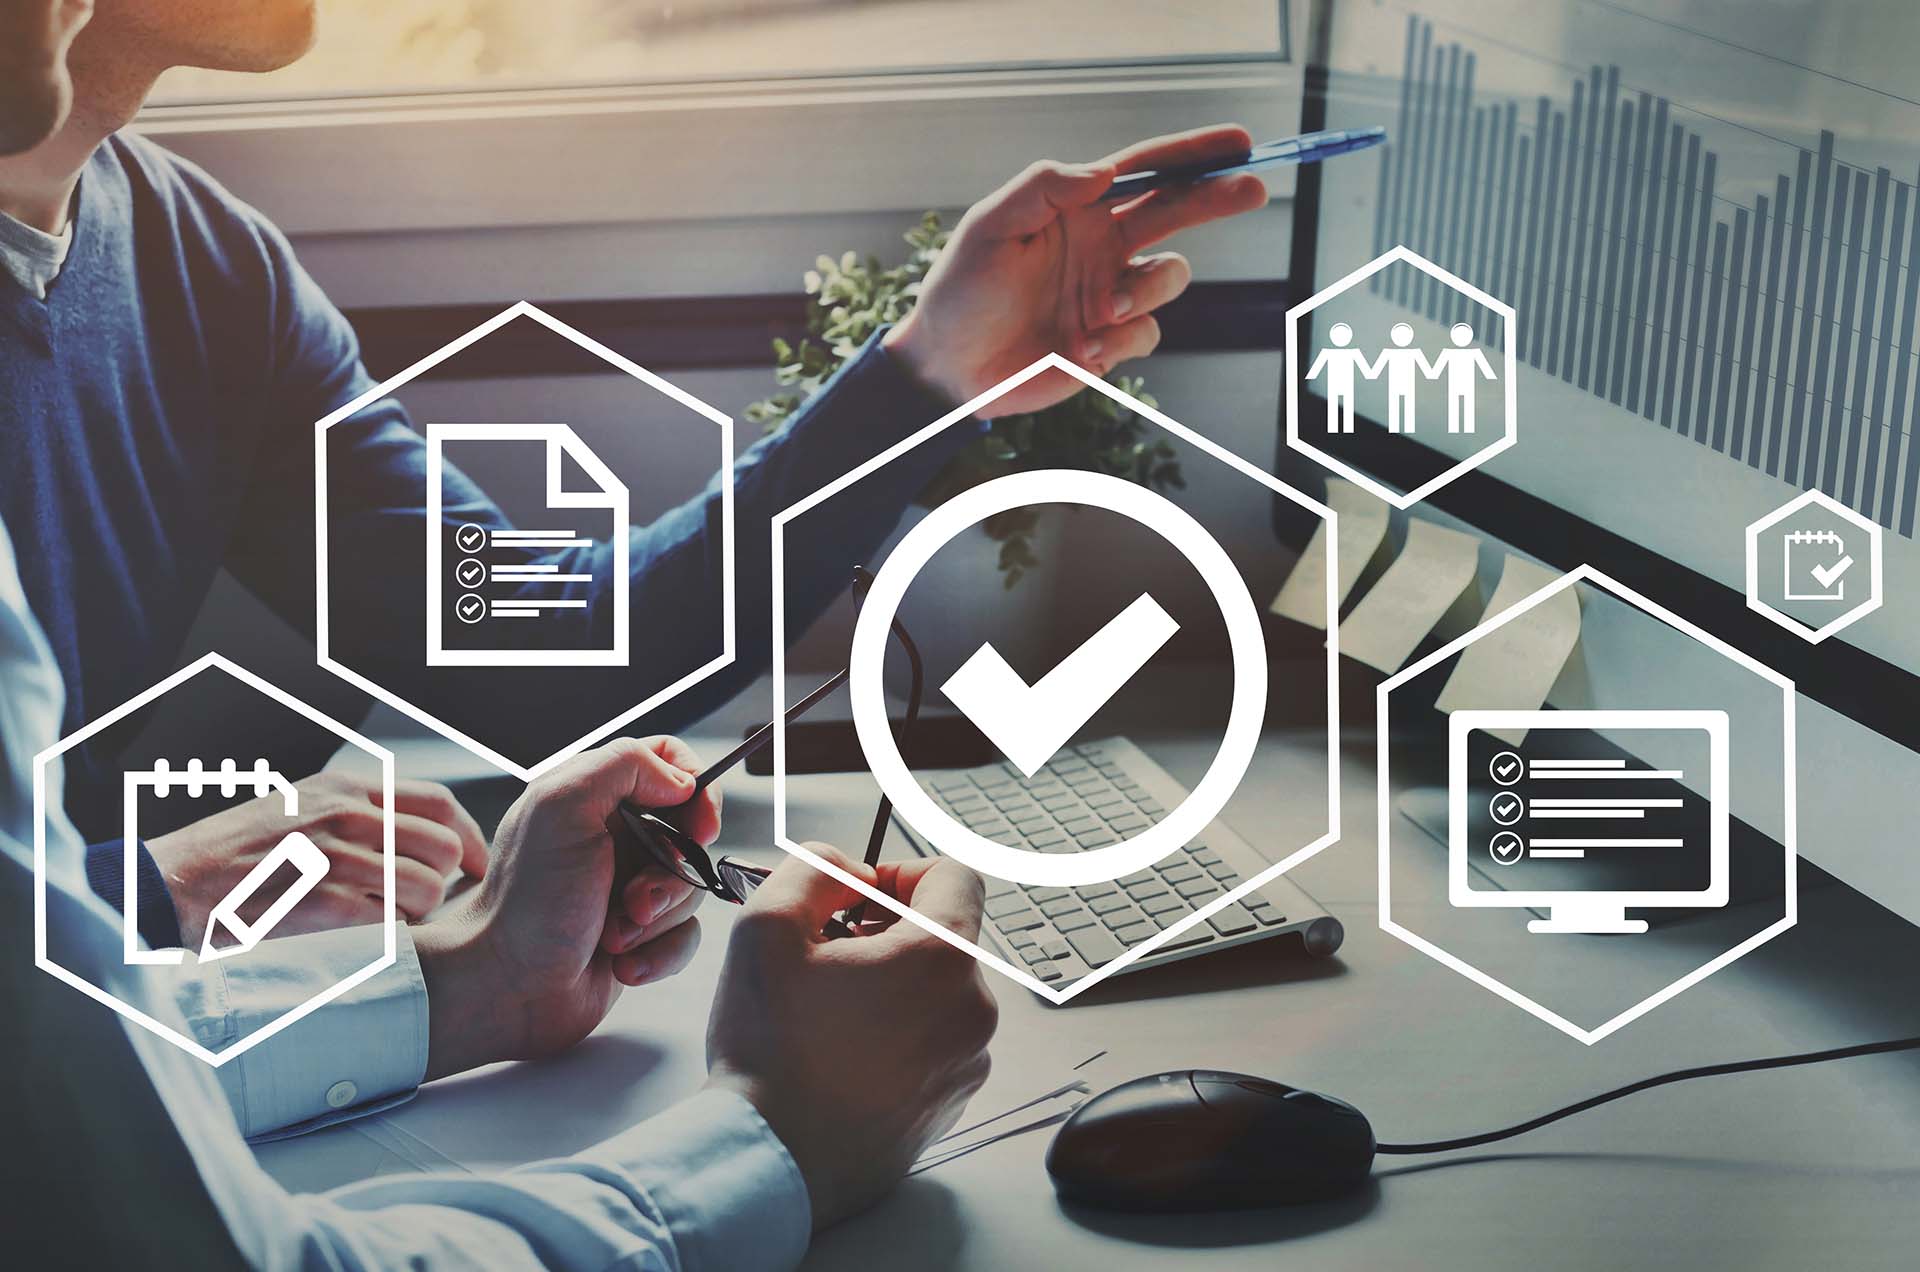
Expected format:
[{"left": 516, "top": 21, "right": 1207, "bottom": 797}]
[{"left": 895, "top": 737, "right": 1343, "bottom": 990}]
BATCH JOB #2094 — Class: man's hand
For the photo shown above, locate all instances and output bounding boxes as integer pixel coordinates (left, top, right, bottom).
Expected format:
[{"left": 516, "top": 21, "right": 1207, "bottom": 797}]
[
  {"left": 412, "top": 737, "right": 721, "bottom": 1082},
  {"left": 146, "top": 773, "right": 490, "bottom": 950},
  {"left": 883, "top": 124, "right": 1267, "bottom": 417},
  {"left": 705, "top": 845, "right": 998, "bottom": 1229}
]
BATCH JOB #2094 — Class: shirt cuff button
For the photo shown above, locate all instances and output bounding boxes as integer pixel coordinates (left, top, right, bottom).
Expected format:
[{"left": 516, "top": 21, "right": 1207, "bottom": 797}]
[{"left": 325, "top": 1080, "right": 359, "bottom": 1109}]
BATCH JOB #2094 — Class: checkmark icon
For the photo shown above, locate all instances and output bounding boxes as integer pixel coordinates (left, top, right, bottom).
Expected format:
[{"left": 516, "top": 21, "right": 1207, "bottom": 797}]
[
  {"left": 1810, "top": 555, "right": 1853, "bottom": 591},
  {"left": 456, "top": 593, "right": 487, "bottom": 624},
  {"left": 1489, "top": 792, "right": 1523, "bottom": 825},
  {"left": 456, "top": 523, "right": 487, "bottom": 552},
  {"left": 1489, "top": 750, "right": 1523, "bottom": 786},
  {"left": 1489, "top": 831, "right": 1524, "bottom": 865},
  {"left": 941, "top": 593, "right": 1179, "bottom": 777},
  {"left": 456, "top": 560, "right": 486, "bottom": 587}
]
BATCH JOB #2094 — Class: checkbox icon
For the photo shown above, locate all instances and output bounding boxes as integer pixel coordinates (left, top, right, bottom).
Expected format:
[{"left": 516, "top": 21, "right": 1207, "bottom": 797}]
[
  {"left": 1489, "top": 750, "right": 1524, "bottom": 786},
  {"left": 455, "top": 523, "right": 488, "bottom": 553},
  {"left": 455, "top": 593, "right": 487, "bottom": 625},
  {"left": 455, "top": 559, "right": 487, "bottom": 588},
  {"left": 1489, "top": 831, "right": 1524, "bottom": 865},
  {"left": 1488, "top": 791, "right": 1524, "bottom": 825}
]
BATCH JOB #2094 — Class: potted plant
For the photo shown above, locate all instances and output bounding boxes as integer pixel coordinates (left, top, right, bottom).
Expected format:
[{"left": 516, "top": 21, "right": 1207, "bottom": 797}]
[{"left": 748, "top": 212, "right": 1184, "bottom": 591}]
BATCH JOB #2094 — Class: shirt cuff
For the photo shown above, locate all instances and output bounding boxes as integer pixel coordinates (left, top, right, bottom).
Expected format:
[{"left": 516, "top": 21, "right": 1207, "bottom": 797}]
[
  {"left": 568, "top": 1087, "right": 812, "bottom": 1272},
  {"left": 190, "top": 923, "right": 429, "bottom": 1141}
]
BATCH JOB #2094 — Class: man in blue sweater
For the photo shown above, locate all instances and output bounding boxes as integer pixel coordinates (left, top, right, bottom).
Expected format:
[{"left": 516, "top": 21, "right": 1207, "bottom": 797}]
[{"left": 0, "top": 0, "right": 1265, "bottom": 960}]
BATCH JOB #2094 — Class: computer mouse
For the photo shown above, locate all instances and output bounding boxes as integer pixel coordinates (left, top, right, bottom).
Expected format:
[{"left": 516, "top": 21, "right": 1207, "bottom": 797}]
[{"left": 1046, "top": 1069, "right": 1375, "bottom": 1211}]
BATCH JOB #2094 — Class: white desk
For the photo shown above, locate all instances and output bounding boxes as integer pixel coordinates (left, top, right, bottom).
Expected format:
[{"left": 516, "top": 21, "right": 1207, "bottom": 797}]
[{"left": 272, "top": 698, "right": 1920, "bottom": 1269}]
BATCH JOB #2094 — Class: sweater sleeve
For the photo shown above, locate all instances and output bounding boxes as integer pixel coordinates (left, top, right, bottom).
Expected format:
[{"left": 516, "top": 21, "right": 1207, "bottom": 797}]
[
  {"left": 82, "top": 838, "right": 182, "bottom": 952},
  {"left": 224, "top": 219, "right": 977, "bottom": 761}
]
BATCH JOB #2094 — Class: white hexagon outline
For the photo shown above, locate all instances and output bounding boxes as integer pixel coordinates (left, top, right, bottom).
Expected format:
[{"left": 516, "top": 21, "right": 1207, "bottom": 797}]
[
  {"left": 1285, "top": 244, "right": 1518, "bottom": 509},
  {"left": 32, "top": 652, "right": 396, "bottom": 1065},
  {"left": 315, "top": 301, "right": 735, "bottom": 781},
  {"left": 1377, "top": 564, "right": 1797, "bottom": 1045},
  {"left": 1743, "top": 488, "right": 1885, "bottom": 644},
  {"left": 771, "top": 352, "right": 1340, "bottom": 1004}
]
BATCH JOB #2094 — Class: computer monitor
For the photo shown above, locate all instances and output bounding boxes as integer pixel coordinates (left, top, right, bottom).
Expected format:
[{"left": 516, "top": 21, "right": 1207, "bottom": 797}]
[
  {"left": 1447, "top": 710, "right": 1728, "bottom": 933},
  {"left": 1287, "top": 0, "right": 1920, "bottom": 923}
]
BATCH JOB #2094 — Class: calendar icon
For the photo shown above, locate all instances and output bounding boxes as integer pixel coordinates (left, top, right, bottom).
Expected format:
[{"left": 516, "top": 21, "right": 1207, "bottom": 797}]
[{"left": 1781, "top": 529, "right": 1853, "bottom": 602}]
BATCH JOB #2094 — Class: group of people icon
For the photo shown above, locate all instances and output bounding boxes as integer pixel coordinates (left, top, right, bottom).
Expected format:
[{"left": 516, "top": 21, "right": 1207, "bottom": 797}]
[{"left": 1307, "top": 321, "right": 1497, "bottom": 435}]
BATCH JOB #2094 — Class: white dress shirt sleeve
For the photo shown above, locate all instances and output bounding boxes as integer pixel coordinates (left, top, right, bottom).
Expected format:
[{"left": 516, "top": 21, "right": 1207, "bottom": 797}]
[
  {"left": 193, "top": 923, "right": 429, "bottom": 1141},
  {"left": 0, "top": 517, "right": 814, "bottom": 1271}
]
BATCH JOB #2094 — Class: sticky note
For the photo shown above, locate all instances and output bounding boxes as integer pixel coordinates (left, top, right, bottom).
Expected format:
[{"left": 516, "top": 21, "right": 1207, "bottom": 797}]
[
  {"left": 1341, "top": 517, "right": 1482, "bottom": 673},
  {"left": 1434, "top": 553, "right": 1581, "bottom": 742},
  {"left": 1270, "top": 478, "right": 1391, "bottom": 629}
]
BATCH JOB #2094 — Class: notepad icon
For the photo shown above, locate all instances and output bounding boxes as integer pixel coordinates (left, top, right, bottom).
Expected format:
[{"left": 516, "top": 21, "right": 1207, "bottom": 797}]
[
  {"left": 1781, "top": 529, "right": 1851, "bottom": 603},
  {"left": 426, "top": 423, "right": 630, "bottom": 667}
]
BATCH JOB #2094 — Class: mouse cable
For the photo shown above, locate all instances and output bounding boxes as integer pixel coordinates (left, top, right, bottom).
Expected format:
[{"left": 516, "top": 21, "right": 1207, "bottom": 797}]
[{"left": 1374, "top": 1034, "right": 1920, "bottom": 1154}]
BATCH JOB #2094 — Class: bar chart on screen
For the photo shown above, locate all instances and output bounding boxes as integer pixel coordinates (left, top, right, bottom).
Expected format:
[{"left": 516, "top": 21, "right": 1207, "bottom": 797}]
[{"left": 1354, "top": 5, "right": 1920, "bottom": 541}]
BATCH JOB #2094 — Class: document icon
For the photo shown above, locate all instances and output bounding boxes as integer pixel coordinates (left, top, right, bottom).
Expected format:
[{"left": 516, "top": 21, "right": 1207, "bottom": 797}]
[
  {"left": 1781, "top": 529, "right": 1852, "bottom": 602},
  {"left": 426, "top": 423, "right": 630, "bottom": 667}
]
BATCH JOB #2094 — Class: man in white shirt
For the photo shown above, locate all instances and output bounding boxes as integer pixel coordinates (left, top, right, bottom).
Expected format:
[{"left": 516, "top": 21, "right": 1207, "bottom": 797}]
[{"left": 2, "top": 507, "right": 999, "bottom": 1266}]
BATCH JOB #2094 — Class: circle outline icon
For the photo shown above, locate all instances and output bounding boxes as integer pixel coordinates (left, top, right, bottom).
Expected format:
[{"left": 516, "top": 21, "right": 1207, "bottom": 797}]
[
  {"left": 1489, "top": 831, "right": 1524, "bottom": 865},
  {"left": 1488, "top": 750, "right": 1524, "bottom": 786},
  {"left": 849, "top": 469, "right": 1266, "bottom": 888},
  {"left": 1488, "top": 791, "right": 1524, "bottom": 826}
]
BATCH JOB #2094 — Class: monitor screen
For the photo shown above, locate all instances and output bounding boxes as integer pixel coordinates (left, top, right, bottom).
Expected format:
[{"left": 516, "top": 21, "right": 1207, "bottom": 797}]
[
  {"left": 1448, "top": 711, "right": 1726, "bottom": 907},
  {"left": 1307, "top": 0, "right": 1920, "bottom": 679}
]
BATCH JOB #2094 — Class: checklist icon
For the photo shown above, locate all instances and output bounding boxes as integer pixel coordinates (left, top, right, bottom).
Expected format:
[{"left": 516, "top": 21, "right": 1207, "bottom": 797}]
[
  {"left": 426, "top": 424, "right": 629, "bottom": 667},
  {"left": 1781, "top": 529, "right": 1852, "bottom": 602}
]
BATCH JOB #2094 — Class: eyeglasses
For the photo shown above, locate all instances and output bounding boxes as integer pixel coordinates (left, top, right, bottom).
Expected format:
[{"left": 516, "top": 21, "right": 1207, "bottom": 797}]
[{"left": 609, "top": 567, "right": 924, "bottom": 918}]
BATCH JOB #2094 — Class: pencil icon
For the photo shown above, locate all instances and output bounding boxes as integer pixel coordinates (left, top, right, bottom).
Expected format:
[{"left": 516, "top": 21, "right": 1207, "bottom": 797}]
[{"left": 198, "top": 831, "right": 330, "bottom": 962}]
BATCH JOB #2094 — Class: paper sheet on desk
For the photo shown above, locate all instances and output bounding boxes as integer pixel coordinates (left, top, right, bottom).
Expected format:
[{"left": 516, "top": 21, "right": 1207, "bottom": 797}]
[
  {"left": 1270, "top": 478, "right": 1390, "bottom": 628},
  {"left": 1435, "top": 553, "right": 1581, "bottom": 743},
  {"left": 1340, "top": 518, "right": 1481, "bottom": 673}
]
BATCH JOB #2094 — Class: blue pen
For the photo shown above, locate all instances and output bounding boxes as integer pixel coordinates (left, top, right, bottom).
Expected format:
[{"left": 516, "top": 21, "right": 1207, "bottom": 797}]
[{"left": 1100, "top": 126, "right": 1388, "bottom": 202}]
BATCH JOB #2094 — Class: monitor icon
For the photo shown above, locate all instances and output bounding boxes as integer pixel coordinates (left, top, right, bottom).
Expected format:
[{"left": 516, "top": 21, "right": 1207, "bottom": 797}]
[{"left": 1448, "top": 710, "right": 1729, "bottom": 934}]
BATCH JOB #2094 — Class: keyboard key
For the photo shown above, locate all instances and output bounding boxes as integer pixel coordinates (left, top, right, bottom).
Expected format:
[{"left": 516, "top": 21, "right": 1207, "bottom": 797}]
[
  {"left": 1249, "top": 905, "right": 1289, "bottom": 926},
  {"left": 1040, "top": 897, "right": 1081, "bottom": 919},
  {"left": 930, "top": 773, "right": 974, "bottom": 792},
  {"left": 1075, "top": 829, "right": 1119, "bottom": 849},
  {"left": 1101, "top": 907, "right": 1146, "bottom": 931},
  {"left": 1176, "top": 878, "right": 1221, "bottom": 901},
  {"left": 1089, "top": 893, "right": 1133, "bottom": 916},
  {"left": 1041, "top": 940, "right": 1071, "bottom": 962},
  {"left": 986, "top": 894, "right": 1029, "bottom": 918},
  {"left": 947, "top": 796, "right": 988, "bottom": 816},
  {"left": 1028, "top": 886, "right": 1068, "bottom": 903},
  {"left": 1066, "top": 926, "right": 1123, "bottom": 967},
  {"left": 1061, "top": 816, "right": 1101, "bottom": 836},
  {"left": 1019, "top": 943, "right": 1051, "bottom": 965},
  {"left": 1055, "top": 909, "right": 1099, "bottom": 932},
  {"left": 1106, "top": 812, "right": 1151, "bottom": 833},
  {"left": 1160, "top": 862, "right": 1203, "bottom": 883},
  {"left": 1193, "top": 848, "right": 1223, "bottom": 866},
  {"left": 1206, "top": 904, "right": 1258, "bottom": 936},
  {"left": 961, "top": 808, "right": 1004, "bottom": 828},
  {"left": 1113, "top": 920, "right": 1159, "bottom": 945},
  {"left": 1115, "top": 779, "right": 1143, "bottom": 794},
  {"left": 985, "top": 877, "right": 1020, "bottom": 898},
  {"left": 1077, "top": 881, "right": 1117, "bottom": 899},
  {"left": 1142, "top": 892, "right": 1188, "bottom": 917},
  {"left": 1133, "top": 797, "right": 1163, "bottom": 815},
  {"left": 1034, "top": 962, "right": 1064, "bottom": 982},
  {"left": 1011, "top": 815, "right": 1052, "bottom": 834},
  {"left": 1050, "top": 755, "right": 1091, "bottom": 774},
  {"left": 1066, "top": 773, "right": 1107, "bottom": 791},
  {"left": 1118, "top": 870, "right": 1156, "bottom": 887},
  {"left": 1161, "top": 928, "right": 1215, "bottom": 952},
  {"left": 970, "top": 819, "right": 1012, "bottom": 839},
  {"left": 1206, "top": 862, "right": 1242, "bottom": 883},
  {"left": 996, "top": 909, "right": 1046, "bottom": 933},
  {"left": 1007, "top": 929, "right": 1039, "bottom": 949},
  {"left": 1040, "top": 791, "right": 1080, "bottom": 811},
  {"left": 1085, "top": 790, "right": 1129, "bottom": 810},
  {"left": 1027, "top": 830, "right": 1067, "bottom": 850},
  {"left": 1124, "top": 877, "right": 1170, "bottom": 901},
  {"left": 1074, "top": 742, "right": 1110, "bottom": 758}
]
